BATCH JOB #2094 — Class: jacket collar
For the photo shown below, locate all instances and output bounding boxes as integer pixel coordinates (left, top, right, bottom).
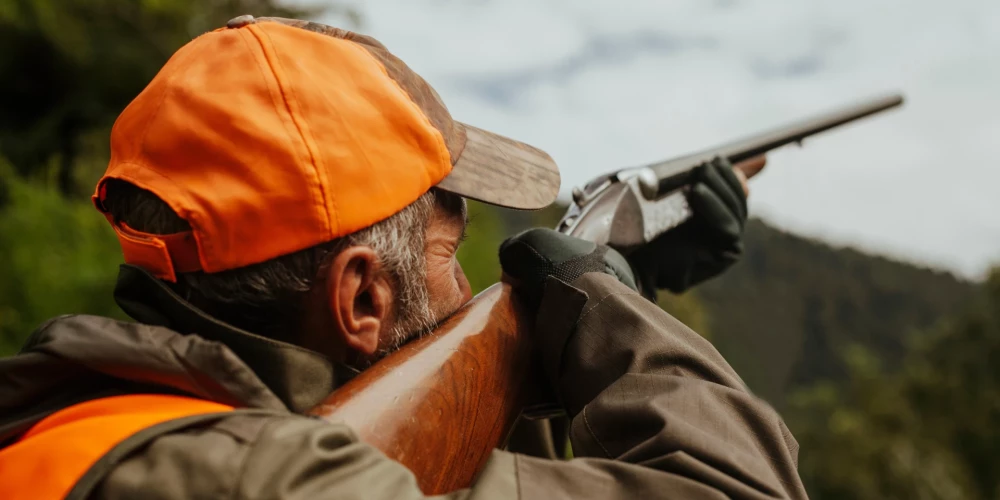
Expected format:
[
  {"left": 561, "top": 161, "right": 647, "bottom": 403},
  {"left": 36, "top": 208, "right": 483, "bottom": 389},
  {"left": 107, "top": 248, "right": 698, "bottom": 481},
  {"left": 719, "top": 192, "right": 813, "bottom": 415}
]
[{"left": 113, "top": 264, "right": 357, "bottom": 414}]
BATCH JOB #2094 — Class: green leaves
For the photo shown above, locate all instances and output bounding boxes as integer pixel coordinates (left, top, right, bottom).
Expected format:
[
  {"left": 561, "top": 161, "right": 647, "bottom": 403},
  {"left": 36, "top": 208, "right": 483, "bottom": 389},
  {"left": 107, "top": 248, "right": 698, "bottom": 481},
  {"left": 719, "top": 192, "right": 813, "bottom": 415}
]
[
  {"left": 789, "top": 271, "right": 1000, "bottom": 499},
  {"left": 0, "top": 159, "right": 124, "bottom": 355},
  {"left": 0, "top": 0, "right": 332, "bottom": 194},
  {"left": 456, "top": 201, "right": 506, "bottom": 295}
]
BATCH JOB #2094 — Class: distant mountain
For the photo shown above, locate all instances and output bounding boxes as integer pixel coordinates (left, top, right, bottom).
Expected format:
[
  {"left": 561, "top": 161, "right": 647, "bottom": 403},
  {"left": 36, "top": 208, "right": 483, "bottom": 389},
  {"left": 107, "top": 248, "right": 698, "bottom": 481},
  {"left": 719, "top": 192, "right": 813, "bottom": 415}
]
[
  {"left": 488, "top": 203, "right": 978, "bottom": 409},
  {"left": 690, "top": 219, "right": 976, "bottom": 408}
]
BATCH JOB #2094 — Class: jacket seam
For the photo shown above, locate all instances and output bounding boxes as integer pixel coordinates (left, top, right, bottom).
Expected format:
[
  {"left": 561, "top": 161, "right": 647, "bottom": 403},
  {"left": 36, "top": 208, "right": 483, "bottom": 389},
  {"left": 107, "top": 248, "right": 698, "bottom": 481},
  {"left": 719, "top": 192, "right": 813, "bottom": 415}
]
[
  {"left": 581, "top": 406, "right": 614, "bottom": 459},
  {"left": 159, "top": 339, "right": 219, "bottom": 399},
  {"left": 229, "top": 416, "right": 281, "bottom": 500},
  {"left": 97, "top": 322, "right": 215, "bottom": 399},
  {"left": 513, "top": 453, "right": 524, "bottom": 500},
  {"left": 578, "top": 290, "right": 634, "bottom": 323}
]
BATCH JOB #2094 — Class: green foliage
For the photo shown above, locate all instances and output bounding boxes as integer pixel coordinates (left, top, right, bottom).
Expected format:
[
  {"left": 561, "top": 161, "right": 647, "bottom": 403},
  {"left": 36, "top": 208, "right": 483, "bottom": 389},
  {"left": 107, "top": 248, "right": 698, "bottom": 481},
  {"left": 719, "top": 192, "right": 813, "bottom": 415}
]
[
  {"left": 457, "top": 201, "right": 505, "bottom": 294},
  {"left": 789, "top": 270, "right": 1000, "bottom": 499},
  {"left": 0, "top": 160, "right": 124, "bottom": 355}
]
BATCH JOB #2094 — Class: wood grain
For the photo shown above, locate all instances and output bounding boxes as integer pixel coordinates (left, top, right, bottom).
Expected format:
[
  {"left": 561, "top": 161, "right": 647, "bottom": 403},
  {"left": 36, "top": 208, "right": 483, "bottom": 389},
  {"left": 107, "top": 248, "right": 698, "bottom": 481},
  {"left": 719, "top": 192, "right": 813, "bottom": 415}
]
[{"left": 310, "top": 283, "right": 534, "bottom": 494}]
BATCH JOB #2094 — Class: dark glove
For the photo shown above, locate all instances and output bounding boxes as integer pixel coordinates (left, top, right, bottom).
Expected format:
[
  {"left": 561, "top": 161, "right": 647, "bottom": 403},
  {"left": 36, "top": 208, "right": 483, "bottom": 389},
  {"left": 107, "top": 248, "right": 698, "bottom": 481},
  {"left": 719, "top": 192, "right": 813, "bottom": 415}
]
[
  {"left": 628, "top": 157, "right": 747, "bottom": 296},
  {"left": 499, "top": 228, "right": 639, "bottom": 310}
]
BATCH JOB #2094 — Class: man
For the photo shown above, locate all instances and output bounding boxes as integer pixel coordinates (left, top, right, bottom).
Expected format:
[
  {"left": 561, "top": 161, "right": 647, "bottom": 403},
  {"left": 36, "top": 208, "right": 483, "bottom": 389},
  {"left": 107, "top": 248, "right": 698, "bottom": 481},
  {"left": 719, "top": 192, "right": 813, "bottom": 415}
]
[{"left": 0, "top": 16, "right": 807, "bottom": 500}]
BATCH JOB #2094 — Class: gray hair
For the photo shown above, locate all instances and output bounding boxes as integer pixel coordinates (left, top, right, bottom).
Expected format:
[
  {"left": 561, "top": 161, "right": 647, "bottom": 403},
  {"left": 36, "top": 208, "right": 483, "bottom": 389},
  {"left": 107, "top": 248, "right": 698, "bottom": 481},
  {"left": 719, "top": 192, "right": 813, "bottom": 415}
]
[{"left": 102, "top": 179, "right": 440, "bottom": 347}]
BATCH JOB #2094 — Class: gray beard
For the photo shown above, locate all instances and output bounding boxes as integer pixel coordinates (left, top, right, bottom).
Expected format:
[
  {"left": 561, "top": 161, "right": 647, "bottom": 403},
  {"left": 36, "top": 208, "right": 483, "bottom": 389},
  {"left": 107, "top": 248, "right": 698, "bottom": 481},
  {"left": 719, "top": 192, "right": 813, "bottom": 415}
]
[
  {"left": 379, "top": 298, "right": 437, "bottom": 358},
  {"left": 355, "top": 276, "right": 437, "bottom": 370}
]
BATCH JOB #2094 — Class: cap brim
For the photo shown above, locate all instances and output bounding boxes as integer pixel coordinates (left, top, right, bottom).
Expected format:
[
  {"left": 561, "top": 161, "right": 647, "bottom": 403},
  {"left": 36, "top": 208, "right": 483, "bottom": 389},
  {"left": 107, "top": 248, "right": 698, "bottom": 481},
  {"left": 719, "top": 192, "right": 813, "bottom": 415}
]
[{"left": 435, "top": 122, "right": 560, "bottom": 210}]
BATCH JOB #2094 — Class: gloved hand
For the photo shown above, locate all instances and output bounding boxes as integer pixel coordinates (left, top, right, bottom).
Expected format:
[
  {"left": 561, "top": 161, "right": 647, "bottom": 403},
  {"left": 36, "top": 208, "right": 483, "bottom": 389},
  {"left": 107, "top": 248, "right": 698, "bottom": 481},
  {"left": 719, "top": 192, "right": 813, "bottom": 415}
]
[
  {"left": 499, "top": 228, "right": 639, "bottom": 311},
  {"left": 628, "top": 156, "right": 747, "bottom": 297}
]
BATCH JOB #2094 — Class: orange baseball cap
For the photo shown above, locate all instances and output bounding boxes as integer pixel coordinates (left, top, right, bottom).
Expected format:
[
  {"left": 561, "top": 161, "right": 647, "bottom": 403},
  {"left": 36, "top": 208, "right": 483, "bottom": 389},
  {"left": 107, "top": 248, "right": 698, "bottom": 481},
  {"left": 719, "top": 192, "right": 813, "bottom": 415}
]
[{"left": 93, "top": 16, "right": 560, "bottom": 282}]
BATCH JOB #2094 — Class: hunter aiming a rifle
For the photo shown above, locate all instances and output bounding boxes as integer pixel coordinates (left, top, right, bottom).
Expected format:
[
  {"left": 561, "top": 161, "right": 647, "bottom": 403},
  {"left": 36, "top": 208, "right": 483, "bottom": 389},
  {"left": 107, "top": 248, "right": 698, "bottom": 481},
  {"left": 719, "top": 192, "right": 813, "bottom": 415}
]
[{"left": 0, "top": 16, "right": 818, "bottom": 499}]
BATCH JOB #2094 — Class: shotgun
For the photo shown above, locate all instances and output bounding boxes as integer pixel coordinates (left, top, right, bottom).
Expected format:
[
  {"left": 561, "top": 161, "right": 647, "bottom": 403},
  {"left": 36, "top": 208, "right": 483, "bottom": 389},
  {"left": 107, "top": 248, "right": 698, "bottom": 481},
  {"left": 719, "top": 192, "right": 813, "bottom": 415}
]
[{"left": 309, "top": 93, "right": 905, "bottom": 493}]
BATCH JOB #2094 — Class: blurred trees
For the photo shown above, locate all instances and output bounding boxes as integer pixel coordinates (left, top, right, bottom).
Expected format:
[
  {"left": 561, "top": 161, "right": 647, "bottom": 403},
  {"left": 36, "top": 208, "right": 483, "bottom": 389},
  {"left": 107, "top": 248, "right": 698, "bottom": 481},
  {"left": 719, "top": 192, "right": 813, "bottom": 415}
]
[
  {"left": 0, "top": 161, "right": 124, "bottom": 354},
  {"left": 0, "top": 0, "right": 324, "bottom": 194},
  {"left": 698, "top": 219, "right": 975, "bottom": 409},
  {"left": 457, "top": 201, "right": 508, "bottom": 295},
  {"left": 790, "top": 269, "right": 1000, "bottom": 499}
]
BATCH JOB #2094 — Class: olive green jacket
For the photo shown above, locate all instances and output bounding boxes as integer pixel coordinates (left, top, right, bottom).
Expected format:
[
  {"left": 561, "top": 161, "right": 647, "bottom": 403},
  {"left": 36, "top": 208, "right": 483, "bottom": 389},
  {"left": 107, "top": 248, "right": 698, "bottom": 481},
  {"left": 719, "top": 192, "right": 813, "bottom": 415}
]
[{"left": 0, "top": 265, "right": 807, "bottom": 499}]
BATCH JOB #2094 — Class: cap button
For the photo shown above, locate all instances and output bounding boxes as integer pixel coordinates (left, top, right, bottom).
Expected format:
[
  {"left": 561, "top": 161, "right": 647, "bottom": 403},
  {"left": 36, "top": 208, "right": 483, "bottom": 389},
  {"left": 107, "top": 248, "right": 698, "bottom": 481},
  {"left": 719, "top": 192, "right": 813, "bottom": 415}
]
[{"left": 226, "top": 15, "right": 256, "bottom": 29}]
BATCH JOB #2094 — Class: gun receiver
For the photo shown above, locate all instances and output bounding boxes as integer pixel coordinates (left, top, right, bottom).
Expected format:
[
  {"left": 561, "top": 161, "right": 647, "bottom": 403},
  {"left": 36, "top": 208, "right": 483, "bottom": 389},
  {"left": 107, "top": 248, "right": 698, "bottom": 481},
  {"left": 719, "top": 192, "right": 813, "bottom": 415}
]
[{"left": 556, "top": 94, "right": 904, "bottom": 249}]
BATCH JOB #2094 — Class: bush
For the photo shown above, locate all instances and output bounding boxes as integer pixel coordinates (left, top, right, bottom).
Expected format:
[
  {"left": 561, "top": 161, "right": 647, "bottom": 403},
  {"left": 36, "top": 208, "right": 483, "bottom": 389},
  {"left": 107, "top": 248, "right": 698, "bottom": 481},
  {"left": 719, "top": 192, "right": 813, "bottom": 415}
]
[{"left": 0, "top": 165, "right": 123, "bottom": 355}]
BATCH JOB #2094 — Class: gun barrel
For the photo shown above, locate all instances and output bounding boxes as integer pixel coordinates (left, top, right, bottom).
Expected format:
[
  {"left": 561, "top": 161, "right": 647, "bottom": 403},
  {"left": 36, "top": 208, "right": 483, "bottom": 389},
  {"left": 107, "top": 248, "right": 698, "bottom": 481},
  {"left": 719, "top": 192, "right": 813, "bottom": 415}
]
[{"left": 649, "top": 93, "right": 904, "bottom": 196}]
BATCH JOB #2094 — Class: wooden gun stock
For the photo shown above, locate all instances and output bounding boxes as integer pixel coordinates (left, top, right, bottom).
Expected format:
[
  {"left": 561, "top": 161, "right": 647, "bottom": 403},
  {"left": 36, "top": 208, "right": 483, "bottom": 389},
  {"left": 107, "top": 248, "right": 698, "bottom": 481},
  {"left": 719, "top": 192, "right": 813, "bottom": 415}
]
[{"left": 309, "top": 283, "right": 536, "bottom": 494}]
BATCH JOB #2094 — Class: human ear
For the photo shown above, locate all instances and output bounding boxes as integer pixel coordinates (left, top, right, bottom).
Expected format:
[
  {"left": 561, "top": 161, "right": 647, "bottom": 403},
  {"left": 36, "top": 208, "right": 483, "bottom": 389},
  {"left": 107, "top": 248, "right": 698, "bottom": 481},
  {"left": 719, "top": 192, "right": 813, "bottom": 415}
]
[{"left": 324, "top": 247, "right": 393, "bottom": 356}]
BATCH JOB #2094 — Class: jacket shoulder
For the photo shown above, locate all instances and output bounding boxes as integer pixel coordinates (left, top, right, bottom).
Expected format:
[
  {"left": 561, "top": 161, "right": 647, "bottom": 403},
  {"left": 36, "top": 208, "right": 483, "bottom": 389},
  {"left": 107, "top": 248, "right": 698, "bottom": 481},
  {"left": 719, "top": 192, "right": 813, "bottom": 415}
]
[
  {"left": 93, "top": 412, "right": 448, "bottom": 500},
  {"left": 91, "top": 411, "right": 321, "bottom": 500}
]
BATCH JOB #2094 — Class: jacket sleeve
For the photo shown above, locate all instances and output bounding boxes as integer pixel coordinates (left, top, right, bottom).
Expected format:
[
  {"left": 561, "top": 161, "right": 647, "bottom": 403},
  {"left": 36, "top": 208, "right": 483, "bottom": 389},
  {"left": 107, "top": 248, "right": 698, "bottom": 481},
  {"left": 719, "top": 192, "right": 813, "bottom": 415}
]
[
  {"left": 94, "top": 272, "right": 807, "bottom": 500},
  {"left": 507, "top": 272, "right": 808, "bottom": 499}
]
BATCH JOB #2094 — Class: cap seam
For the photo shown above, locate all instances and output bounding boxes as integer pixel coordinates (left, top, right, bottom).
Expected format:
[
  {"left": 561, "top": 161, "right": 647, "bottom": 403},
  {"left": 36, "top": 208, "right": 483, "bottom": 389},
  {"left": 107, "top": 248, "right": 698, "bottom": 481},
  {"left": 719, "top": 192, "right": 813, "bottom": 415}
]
[
  {"left": 132, "top": 47, "right": 194, "bottom": 181},
  {"left": 246, "top": 24, "right": 338, "bottom": 239},
  {"left": 267, "top": 36, "right": 385, "bottom": 210},
  {"left": 234, "top": 28, "right": 326, "bottom": 220},
  {"left": 350, "top": 45, "right": 451, "bottom": 190}
]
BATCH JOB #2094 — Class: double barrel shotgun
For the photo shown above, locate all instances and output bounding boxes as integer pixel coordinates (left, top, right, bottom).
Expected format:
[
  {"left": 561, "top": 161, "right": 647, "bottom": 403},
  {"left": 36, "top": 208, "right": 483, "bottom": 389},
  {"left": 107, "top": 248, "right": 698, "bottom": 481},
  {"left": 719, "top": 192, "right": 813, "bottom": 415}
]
[{"left": 309, "top": 94, "right": 905, "bottom": 494}]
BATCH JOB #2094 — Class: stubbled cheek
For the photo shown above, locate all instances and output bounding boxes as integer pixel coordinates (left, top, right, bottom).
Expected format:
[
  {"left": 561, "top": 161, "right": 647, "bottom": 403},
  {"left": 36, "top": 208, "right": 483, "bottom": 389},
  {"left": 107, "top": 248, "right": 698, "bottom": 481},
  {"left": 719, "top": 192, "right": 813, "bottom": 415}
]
[
  {"left": 425, "top": 254, "right": 451, "bottom": 286},
  {"left": 425, "top": 255, "right": 471, "bottom": 317},
  {"left": 425, "top": 254, "right": 458, "bottom": 295}
]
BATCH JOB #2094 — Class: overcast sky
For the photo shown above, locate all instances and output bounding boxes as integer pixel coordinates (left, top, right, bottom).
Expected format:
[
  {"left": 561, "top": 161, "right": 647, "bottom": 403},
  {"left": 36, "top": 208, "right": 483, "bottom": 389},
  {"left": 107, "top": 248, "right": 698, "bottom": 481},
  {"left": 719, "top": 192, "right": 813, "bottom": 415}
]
[{"left": 312, "top": 0, "right": 1000, "bottom": 279}]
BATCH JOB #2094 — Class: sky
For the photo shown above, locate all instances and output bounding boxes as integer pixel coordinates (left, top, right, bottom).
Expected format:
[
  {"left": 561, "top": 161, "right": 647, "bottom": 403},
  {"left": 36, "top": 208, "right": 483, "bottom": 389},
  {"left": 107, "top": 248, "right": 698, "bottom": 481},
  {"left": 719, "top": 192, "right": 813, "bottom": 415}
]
[{"left": 311, "top": 0, "right": 1000, "bottom": 279}]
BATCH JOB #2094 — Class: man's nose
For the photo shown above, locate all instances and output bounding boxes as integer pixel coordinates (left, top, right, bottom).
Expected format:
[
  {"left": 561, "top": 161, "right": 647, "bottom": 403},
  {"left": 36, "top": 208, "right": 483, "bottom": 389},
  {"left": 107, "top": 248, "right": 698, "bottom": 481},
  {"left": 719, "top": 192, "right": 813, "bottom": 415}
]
[{"left": 455, "top": 261, "right": 473, "bottom": 303}]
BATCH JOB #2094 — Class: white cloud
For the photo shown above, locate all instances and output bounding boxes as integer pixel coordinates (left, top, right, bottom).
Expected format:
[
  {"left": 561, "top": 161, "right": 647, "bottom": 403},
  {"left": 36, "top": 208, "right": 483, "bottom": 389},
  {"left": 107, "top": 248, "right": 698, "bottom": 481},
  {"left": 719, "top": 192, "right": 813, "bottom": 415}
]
[{"left": 315, "top": 0, "right": 1000, "bottom": 278}]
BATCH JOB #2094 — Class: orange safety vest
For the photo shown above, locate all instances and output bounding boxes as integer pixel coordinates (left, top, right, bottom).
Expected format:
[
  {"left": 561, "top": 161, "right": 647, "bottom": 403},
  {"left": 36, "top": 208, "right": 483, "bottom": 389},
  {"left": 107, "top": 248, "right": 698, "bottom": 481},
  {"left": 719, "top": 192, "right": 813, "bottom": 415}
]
[{"left": 0, "top": 394, "right": 235, "bottom": 500}]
